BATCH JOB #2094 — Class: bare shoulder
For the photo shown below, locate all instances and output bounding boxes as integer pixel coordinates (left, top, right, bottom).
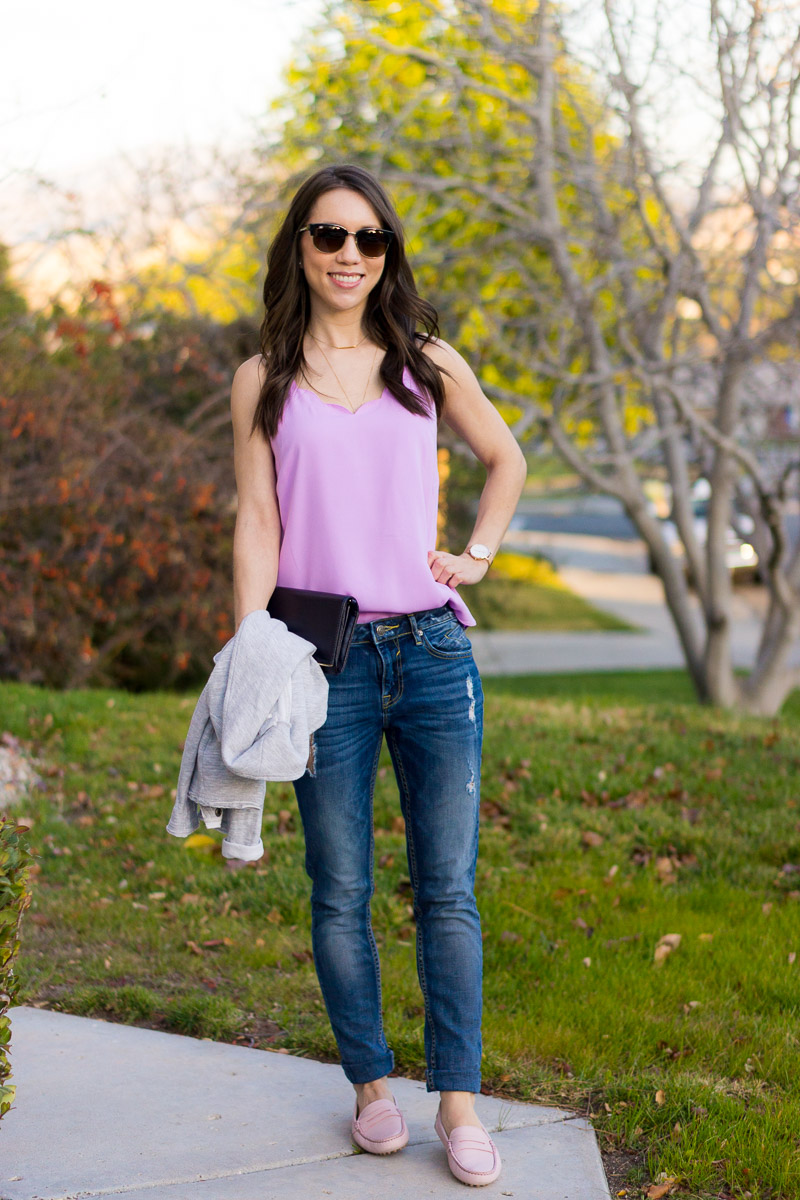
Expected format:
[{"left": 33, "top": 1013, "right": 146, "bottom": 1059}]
[
  {"left": 418, "top": 336, "right": 470, "bottom": 380},
  {"left": 231, "top": 354, "right": 267, "bottom": 422},
  {"left": 230, "top": 352, "right": 278, "bottom": 513},
  {"left": 232, "top": 353, "right": 268, "bottom": 394},
  {"left": 418, "top": 335, "right": 487, "bottom": 413},
  {"left": 419, "top": 336, "right": 523, "bottom": 469}
]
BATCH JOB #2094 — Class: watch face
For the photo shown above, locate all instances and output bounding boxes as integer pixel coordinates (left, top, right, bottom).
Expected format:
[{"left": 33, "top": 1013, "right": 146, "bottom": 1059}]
[{"left": 470, "top": 544, "right": 491, "bottom": 560}]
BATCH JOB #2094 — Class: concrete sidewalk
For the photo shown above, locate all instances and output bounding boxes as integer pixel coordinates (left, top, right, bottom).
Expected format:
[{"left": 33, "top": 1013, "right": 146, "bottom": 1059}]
[{"left": 3, "top": 1006, "right": 610, "bottom": 1200}]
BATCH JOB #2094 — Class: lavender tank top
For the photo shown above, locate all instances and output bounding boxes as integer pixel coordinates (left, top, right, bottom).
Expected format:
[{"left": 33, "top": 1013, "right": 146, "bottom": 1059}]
[{"left": 270, "top": 366, "right": 475, "bottom": 627}]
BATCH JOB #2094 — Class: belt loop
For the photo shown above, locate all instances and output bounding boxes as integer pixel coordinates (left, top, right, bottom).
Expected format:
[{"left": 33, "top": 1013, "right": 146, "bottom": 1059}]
[{"left": 407, "top": 611, "right": 423, "bottom": 646}]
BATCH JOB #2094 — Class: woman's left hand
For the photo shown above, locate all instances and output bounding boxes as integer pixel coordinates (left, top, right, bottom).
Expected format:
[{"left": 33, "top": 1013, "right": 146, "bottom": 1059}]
[{"left": 427, "top": 550, "right": 490, "bottom": 588}]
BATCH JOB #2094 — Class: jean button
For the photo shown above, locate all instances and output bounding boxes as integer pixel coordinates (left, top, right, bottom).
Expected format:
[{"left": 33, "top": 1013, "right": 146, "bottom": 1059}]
[{"left": 376, "top": 624, "right": 387, "bottom": 633}]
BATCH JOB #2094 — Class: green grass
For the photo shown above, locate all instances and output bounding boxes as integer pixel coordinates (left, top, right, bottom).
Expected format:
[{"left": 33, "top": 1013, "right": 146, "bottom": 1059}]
[
  {"left": 465, "top": 549, "right": 635, "bottom": 632},
  {"left": 4, "top": 671, "right": 800, "bottom": 1198}
]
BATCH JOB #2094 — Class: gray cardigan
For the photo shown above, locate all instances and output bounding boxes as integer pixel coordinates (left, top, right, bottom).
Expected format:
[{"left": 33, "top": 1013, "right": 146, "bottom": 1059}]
[{"left": 166, "top": 609, "right": 329, "bottom": 861}]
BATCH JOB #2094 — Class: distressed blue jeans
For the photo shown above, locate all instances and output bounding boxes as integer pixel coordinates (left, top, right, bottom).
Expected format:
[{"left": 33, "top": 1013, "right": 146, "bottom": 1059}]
[{"left": 292, "top": 603, "right": 484, "bottom": 1094}]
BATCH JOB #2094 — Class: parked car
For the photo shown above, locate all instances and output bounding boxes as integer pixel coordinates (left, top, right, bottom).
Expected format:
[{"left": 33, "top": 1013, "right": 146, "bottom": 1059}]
[{"left": 646, "top": 479, "right": 759, "bottom": 582}]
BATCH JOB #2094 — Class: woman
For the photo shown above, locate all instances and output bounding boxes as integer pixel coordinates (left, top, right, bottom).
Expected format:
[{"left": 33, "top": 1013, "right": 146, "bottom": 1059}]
[{"left": 230, "top": 164, "right": 527, "bottom": 1187}]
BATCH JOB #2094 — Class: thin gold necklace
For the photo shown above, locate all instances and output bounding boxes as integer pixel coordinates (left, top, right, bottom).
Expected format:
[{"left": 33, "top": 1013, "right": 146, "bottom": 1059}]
[
  {"left": 313, "top": 341, "right": 379, "bottom": 413},
  {"left": 309, "top": 330, "right": 368, "bottom": 350}
]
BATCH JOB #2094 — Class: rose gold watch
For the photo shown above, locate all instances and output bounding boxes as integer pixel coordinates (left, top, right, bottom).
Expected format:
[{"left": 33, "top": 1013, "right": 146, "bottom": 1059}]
[{"left": 468, "top": 543, "right": 493, "bottom": 566}]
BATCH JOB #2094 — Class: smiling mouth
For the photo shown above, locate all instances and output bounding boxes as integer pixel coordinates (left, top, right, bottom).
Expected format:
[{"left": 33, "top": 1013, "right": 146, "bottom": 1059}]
[{"left": 329, "top": 272, "right": 364, "bottom": 282}]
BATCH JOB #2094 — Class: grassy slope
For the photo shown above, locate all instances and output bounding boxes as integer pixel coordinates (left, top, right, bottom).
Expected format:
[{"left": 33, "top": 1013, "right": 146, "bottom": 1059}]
[
  {"left": 4, "top": 671, "right": 800, "bottom": 1198},
  {"left": 465, "top": 549, "right": 634, "bottom": 632}
]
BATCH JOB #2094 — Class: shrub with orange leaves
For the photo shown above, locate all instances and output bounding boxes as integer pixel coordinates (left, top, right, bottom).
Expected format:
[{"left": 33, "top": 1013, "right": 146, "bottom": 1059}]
[{"left": 0, "top": 277, "right": 254, "bottom": 691}]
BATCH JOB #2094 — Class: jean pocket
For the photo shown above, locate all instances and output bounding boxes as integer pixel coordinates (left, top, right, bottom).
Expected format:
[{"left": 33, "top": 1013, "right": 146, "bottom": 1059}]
[{"left": 420, "top": 619, "right": 473, "bottom": 659}]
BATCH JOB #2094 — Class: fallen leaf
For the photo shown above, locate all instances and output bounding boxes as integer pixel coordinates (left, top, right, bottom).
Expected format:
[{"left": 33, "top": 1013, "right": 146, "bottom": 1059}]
[
  {"left": 581, "top": 830, "right": 604, "bottom": 848},
  {"left": 655, "top": 856, "right": 677, "bottom": 883},
  {"left": 184, "top": 833, "right": 216, "bottom": 851},
  {"left": 654, "top": 933, "right": 681, "bottom": 964},
  {"left": 655, "top": 1089, "right": 666, "bottom": 1105},
  {"left": 647, "top": 1179, "right": 678, "bottom": 1199}
]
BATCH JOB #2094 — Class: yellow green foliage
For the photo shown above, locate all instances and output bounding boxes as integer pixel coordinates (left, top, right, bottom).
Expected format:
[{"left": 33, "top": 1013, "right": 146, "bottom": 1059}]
[
  {"left": 255, "top": 0, "right": 666, "bottom": 449},
  {"left": 128, "top": 234, "right": 262, "bottom": 322}
]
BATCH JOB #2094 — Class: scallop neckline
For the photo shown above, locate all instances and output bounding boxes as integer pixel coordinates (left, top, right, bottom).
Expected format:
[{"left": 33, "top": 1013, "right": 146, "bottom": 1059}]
[{"left": 292, "top": 381, "right": 388, "bottom": 415}]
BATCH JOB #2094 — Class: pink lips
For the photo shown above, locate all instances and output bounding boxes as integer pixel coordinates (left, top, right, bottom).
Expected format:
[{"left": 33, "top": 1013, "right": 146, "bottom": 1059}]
[{"left": 329, "top": 273, "right": 363, "bottom": 289}]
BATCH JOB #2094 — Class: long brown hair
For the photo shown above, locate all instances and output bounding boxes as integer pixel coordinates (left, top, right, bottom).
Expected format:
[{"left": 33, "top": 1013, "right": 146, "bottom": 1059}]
[{"left": 252, "top": 164, "right": 450, "bottom": 442}]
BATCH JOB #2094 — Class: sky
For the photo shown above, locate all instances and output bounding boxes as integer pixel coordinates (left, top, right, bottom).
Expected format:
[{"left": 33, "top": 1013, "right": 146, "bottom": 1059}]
[
  {"left": 1, "top": 0, "right": 724, "bottom": 303},
  {"left": 1, "top": 0, "right": 321, "bottom": 242}
]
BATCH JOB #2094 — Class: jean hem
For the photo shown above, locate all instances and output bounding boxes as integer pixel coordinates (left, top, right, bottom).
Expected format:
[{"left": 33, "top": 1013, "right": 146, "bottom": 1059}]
[
  {"left": 425, "top": 1072, "right": 482, "bottom": 1094},
  {"left": 341, "top": 1051, "right": 395, "bottom": 1085}
]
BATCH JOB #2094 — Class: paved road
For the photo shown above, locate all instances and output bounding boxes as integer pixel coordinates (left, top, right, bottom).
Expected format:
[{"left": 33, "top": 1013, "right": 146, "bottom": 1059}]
[{"left": 510, "top": 493, "right": 640, "bottom": 542}]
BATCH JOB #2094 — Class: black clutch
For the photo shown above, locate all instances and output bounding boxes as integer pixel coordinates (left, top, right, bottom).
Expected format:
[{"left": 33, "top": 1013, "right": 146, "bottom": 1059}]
[{"left": 266, "top": 586, "right": 360, "bottom": 675}]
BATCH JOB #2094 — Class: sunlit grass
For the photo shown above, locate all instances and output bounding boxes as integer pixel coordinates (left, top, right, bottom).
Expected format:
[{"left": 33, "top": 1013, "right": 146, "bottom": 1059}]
[{"left": 466, "top": 549, "right": 635, "bottom": 631}]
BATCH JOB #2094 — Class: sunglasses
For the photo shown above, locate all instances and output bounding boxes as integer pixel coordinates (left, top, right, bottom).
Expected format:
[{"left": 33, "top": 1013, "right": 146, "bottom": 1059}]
[{"left": 298, "top": 223, "right": 394, "bottom": 258}]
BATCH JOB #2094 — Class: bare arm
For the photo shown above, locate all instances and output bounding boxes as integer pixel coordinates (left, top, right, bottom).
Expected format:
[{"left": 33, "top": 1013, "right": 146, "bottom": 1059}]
[
  {"left": 422, "top": 339, "right": 528, "bottom": 586},
  {"left": 230, "top": 355, "right": 282, "bottom": 632}
]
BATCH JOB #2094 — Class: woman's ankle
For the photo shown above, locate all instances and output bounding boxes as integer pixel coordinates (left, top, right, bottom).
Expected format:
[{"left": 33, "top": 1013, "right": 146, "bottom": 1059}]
[
  {"left": 438, "top": 1090, "right": 481, "bottom": 1132},
  {"left": 354, "top": 1076, "right": 393, "bottom": 1114}
]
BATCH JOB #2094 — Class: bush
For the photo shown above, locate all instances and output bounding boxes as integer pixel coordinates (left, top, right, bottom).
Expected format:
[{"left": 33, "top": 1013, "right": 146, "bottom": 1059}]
[
  {"left": 0, "top": 283, "right": 252, "bottom": 692},
  {"left": 0, "top": 816, "right": 34, "bottom": 1121}
]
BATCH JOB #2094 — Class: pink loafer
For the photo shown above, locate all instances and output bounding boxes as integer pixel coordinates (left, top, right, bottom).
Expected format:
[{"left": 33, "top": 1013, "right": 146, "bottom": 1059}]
[
  {"left": 351, "top": 1094, "right": 409, "bottom": 1154},
  {"left": 435, "top": 1106, "right": 502, "bottom": 1187}
]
